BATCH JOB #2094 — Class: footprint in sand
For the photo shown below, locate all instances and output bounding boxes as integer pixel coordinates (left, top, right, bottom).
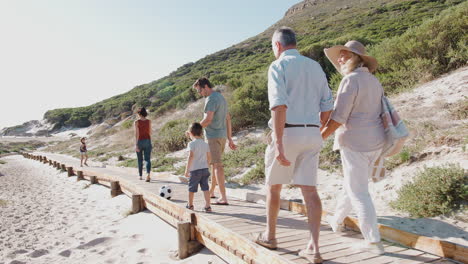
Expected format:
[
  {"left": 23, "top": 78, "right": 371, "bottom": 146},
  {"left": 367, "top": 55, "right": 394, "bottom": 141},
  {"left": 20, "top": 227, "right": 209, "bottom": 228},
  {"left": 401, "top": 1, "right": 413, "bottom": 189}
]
[
  {"left": 6, "top": 249, "right": 28, "bottom": 258},
  {"left": 137, "top": 248, "right": 147, "bottom": 254},
  {"left": 9, "top": 261, "right": 27, "bottom": 264},
  {"left": 76, "top": 237, "right": 112, "bottom": 249},
  {"left": 130, "top": 234, "right": 143, "bottom": 240},
  {"left": 27, "top": 249, "right": 49, "bottom": 258},
  {"left": 58, "top": 249, "right": 71, "bottom": 257}
]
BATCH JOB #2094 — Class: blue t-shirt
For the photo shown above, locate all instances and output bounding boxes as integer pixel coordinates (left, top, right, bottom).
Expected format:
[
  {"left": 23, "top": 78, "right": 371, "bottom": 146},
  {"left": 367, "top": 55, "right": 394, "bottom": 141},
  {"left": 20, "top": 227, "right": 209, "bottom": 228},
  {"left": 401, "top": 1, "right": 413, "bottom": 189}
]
[{"left": 204, "top": 91, "right": 227, "bottom": 139}]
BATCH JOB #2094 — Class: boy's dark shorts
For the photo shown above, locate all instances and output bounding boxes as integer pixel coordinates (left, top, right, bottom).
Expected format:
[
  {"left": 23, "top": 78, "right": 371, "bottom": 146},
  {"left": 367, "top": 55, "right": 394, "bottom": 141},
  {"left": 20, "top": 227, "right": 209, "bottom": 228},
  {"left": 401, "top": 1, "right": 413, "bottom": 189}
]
[{"left": 189, "top": 168, "right": 210, "bottom": 193}]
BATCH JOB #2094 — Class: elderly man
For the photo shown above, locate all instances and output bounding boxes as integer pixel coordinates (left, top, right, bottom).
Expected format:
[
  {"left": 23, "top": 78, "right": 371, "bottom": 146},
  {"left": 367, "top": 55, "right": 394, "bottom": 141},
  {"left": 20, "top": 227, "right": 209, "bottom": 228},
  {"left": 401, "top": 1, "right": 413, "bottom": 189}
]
[
  {"left": 254, "top": 27, "right": 333, "bottom": 263},
  {"left": 193, "top": 77, "right": 237, "bottom": 205}
]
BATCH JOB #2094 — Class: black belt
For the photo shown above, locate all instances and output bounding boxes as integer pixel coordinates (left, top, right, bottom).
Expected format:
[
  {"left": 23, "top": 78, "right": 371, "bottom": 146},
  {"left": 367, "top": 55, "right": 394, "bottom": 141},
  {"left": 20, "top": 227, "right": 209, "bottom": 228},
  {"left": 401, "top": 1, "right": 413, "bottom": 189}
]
[{"left": 285, "top": 123, "right": 319, "bottom": 128}]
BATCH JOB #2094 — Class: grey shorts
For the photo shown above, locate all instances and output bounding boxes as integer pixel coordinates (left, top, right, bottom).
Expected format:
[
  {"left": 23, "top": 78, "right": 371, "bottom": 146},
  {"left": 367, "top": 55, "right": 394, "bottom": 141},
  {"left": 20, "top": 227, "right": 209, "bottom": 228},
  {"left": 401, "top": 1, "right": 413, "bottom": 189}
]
[{"left": 189, "top": 168, "right": 210, "bottom": 193}]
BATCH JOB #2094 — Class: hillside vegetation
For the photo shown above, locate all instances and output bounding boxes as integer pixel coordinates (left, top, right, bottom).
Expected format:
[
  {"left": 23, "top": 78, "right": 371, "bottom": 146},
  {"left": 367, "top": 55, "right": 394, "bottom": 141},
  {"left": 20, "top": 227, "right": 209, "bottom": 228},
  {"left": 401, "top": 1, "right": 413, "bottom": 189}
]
[{"left": 42, "top": 0, "right": 467, "bottom": 132}]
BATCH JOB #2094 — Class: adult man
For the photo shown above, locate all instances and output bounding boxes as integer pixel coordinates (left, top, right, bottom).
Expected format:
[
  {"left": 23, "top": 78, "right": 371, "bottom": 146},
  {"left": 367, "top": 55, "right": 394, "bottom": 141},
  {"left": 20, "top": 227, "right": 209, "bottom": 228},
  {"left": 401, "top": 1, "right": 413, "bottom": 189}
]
[
  {"left": 254, "top": 27, "right": 333, "bottom": 263},
  {"left": 193, "top": 77, "right": 237, "bottom": 205}
]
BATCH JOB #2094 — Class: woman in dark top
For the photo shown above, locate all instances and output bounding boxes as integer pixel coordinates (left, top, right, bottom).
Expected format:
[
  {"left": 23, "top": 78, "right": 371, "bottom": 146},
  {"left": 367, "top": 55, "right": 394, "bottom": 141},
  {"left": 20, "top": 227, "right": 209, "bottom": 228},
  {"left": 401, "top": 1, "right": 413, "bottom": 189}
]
[{"left": 134, "top": 107, "right": 152, "bottom": 182}]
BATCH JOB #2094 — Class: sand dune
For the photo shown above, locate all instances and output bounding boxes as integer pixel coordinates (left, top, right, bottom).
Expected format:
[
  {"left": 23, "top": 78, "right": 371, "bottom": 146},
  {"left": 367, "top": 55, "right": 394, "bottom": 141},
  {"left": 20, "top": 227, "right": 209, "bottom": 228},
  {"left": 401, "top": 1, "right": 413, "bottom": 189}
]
[{"left": 0, "top": 155, "right": 225, "bottom": 264}]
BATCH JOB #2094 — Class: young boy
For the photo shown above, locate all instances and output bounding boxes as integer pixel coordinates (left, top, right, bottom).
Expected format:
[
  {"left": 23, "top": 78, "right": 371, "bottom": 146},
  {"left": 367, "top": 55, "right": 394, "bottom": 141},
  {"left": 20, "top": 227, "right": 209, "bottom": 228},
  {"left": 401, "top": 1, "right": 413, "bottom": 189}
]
[
  {"left": 80, "top": 137, "right": 88, "bottom": 167},
  {"left": 184, "top": 123, "right": 212, "bottom": 212}
]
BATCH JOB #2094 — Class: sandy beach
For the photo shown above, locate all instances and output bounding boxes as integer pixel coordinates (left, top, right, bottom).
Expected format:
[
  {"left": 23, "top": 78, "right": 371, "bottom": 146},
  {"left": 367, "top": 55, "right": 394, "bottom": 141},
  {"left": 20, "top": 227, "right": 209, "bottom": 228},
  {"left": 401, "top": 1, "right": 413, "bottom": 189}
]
[{"left": 0, "top": 155, "right": 225, "bottom": 264}]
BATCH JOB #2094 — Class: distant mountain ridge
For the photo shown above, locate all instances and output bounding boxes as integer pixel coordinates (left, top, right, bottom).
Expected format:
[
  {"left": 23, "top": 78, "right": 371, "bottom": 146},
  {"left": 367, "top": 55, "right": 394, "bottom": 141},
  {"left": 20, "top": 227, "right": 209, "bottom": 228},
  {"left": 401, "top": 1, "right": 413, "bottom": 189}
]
[{"left": 2, "top": 0, "right": 466, "bottom": 136}]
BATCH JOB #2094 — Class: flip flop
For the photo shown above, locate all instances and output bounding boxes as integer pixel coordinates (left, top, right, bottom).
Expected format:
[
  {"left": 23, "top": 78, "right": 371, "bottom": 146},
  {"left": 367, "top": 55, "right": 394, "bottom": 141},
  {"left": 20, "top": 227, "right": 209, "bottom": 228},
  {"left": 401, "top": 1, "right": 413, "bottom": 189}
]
[
  {"left": 211, "top": 201, "right": 229, "bottom": 205},
  {"left": 252, "top": 232, "right": 277, "bottom": 250},
  {"left": 210, "top": 195, "right": 217, "bottom": 198},
  {"left": 298, "top": 249, "right": 323, "bottom": 264}
]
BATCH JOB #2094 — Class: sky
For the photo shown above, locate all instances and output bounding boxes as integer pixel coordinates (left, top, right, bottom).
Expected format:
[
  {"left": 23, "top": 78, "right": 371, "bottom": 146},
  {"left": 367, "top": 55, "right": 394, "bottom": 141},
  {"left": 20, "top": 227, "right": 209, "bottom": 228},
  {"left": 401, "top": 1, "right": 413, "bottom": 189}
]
[{"left": 0, "top": 0, "right": 300, "bottom": 130}]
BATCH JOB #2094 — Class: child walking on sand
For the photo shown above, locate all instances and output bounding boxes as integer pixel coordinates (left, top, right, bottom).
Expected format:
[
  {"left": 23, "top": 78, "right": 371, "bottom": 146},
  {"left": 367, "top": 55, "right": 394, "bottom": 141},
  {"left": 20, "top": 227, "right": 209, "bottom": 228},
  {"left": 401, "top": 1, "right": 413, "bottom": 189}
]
[
  {"left": 184, "top": 123, "right": 212, "bottom": 212},
  {"left": 80, "top": 137, "right": 88, "bottom": 167}
]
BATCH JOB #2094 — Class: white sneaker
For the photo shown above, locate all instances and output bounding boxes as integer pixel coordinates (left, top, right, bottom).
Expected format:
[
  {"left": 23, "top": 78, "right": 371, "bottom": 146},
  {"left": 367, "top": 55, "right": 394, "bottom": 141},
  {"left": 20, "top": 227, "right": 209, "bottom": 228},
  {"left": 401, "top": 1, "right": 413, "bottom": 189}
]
[
  {"left": 354, "top": 241, "right": 385, "bottom": 255},
  {"left": 326, "top": 215, "right": 345, "bottom": 233}
]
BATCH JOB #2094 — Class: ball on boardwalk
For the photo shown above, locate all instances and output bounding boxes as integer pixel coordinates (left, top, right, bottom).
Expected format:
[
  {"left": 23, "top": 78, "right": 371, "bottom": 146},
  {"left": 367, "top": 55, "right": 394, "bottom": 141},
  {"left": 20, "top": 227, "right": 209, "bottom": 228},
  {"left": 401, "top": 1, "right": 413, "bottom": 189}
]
[{"left": 159, "top": 185, "right": 172, "bottom": 200}]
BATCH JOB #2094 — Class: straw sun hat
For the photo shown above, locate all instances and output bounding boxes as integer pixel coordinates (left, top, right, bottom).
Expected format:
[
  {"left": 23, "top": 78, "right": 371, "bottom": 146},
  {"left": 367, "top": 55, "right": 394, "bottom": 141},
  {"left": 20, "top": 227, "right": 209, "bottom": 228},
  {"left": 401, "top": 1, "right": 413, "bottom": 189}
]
[{"left": 324, "top": 40, "right": 378, "bottom": 73}]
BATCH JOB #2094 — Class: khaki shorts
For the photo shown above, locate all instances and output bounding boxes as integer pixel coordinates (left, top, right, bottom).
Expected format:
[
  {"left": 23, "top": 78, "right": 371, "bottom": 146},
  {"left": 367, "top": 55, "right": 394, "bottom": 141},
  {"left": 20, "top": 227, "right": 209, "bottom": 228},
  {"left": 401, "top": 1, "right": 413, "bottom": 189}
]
[
  {"left": 207, "top": 138, "right": 226, "bottom": 164},
  {"left": 265, "top": 127, "right": 322, "bottom": 186}
]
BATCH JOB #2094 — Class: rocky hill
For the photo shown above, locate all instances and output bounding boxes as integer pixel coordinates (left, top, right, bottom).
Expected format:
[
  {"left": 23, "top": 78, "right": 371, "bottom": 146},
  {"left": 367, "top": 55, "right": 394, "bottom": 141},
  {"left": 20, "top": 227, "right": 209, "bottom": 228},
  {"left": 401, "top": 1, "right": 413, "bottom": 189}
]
[{"left": 3, "top": 0, "right": 465, "bottom": 136}]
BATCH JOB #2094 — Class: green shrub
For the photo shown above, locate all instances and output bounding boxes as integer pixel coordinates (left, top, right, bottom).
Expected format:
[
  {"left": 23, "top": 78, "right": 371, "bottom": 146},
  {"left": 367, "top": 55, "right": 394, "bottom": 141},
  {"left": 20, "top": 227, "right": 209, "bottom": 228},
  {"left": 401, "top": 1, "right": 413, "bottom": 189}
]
[
  {"left": 121, "top": 119, "right": 134, "bottom": 129},
  {"left": 0, "top": 141, "right": 45, "bottom": 154},
  {"left": 118, "top": 152, "right": 181, "bottom": 172},
  {"left": 229, "top": 74, "right": 270, "bottom": 132},
  {"left": 153, "top": 119, "right": 191, "bottom": 152},
  {"left": 319, "top": 138, "right": 341, "bottom": 172},
  {"left": 372, "top": 2, "right": 468, "bottom": 94},
  {"left": 238, "top": 160, "right": 265, "bottom": 185},
  {"left": 118, "top": 158, "right": 138, "bottom": 168},
  {"left": 153, "top": 154, "right": 181, "bottom": 172},
  {"left": 390, "top": 164, "right": 468, "bottom": 218},
  {"left": 223, "top": 142, "right": 266, "bottom": 180},
  {"left": 386, "top": 146, "right": 413, "bottom": 170},
  {"left": 450, "top": 99, "right": 468, "bottom": 120}
]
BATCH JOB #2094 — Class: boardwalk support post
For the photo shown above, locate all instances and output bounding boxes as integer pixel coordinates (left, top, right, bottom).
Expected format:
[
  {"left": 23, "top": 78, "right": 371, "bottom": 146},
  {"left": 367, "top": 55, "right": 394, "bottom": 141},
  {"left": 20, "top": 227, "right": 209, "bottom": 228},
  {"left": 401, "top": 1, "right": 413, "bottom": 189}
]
[
  {"left": 132, "top": 194, "right": 143, "bottom": 214},
  {"left": 177, "top": 221, "right": 203, "bottom": 259},
  {"left": 61, "top": 164, "right": 66, "bottom": 172},
  {"left": 110, "top": 181, "right": 121, "bottom": 197},
  {"left": 77, "top": 171, "right": 84, "bottom": 181},
  {"left": 90, "top": 176, "right": 97, "bottom": 184},
  {"left": 67, "top": 167, "right": 74, "bottom": 177}
]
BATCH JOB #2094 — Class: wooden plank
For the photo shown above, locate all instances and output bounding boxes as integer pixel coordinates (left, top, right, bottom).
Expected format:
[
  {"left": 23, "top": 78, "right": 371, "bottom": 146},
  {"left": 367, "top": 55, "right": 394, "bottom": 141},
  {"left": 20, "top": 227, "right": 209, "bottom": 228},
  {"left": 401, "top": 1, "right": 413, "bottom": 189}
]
[
  {"left": 195, "top": 213, "right": 295, "bottom": 264},
  {"left": 143, "top": 198, "right": 180, "bottom": 228},
  {"left": 141, "top": 191, "right": 192, "bottom": 226},
  {"left": 194, "top": 229, "right": 245, "bottom": 264},
  {"left": 264, "top": 193, "right": 466, "bottom": 260}
]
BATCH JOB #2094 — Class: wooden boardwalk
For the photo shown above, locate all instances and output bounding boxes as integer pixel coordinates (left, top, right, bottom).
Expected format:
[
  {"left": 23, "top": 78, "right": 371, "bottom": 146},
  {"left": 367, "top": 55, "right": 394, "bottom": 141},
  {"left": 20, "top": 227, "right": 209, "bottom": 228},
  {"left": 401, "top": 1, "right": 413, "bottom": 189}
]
[{"left": 24, "top": 152, "right": 466, "bottom": 264}]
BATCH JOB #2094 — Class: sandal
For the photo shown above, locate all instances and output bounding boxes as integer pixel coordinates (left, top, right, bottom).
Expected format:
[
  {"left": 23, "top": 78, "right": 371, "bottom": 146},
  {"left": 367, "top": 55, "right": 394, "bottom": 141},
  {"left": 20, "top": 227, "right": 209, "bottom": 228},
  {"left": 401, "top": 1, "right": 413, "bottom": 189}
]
[
  {"left": 252, "top": 232, "right": 277, "bottom": 250},
  {"left": 298, "top": 249, "right": 323, "bottom": 264},
  {"left": 145, "top": 176, "right": 150, "bottom": 182},
  {"left": 186, "top": 204, "right": 194, "bottom": 210},
  {"left": 203, "top": 206, "right": 212, "bottom": 213},
  {"left": 211, "top": 201, "right": 229, "bottom": 205}
]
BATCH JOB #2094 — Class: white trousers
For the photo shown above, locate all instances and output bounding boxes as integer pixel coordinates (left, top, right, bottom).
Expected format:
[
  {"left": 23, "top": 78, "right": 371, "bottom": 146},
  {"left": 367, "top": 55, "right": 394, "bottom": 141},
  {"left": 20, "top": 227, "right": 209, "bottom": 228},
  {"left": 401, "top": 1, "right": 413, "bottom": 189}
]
[{"left": 330, "top": 146, "right": 382, "bottom": 243}]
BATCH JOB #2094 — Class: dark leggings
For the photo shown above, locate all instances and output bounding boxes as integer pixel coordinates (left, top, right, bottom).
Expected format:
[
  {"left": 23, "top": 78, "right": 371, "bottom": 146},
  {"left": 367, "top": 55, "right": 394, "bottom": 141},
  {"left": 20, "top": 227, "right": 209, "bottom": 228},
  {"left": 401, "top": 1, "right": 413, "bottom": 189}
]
[{"left": 136, "top": 139, "right": 152, "bottom": 176}]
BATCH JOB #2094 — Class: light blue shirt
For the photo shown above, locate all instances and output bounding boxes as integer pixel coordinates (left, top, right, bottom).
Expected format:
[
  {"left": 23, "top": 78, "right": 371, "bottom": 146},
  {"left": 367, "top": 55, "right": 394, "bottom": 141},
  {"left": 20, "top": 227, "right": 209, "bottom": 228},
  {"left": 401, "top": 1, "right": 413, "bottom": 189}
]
[{"left": 267, "top": 49, "right": 334, "bottom": 128}]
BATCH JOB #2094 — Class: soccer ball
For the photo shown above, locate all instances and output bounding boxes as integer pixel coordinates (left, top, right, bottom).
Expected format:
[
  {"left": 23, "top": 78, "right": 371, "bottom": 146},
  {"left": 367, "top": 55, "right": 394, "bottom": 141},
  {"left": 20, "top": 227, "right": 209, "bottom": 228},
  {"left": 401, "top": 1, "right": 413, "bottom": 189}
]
[{"left": 159, "top": 185, "right": 172, "bottom": 200}]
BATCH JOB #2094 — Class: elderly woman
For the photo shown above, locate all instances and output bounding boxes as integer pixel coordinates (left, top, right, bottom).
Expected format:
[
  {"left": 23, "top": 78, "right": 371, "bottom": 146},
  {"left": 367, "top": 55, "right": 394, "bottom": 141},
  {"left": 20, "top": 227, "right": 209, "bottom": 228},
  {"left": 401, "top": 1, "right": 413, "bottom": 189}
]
[{"left": 321, "top": 40, "right": 385, "bottom": 255}]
